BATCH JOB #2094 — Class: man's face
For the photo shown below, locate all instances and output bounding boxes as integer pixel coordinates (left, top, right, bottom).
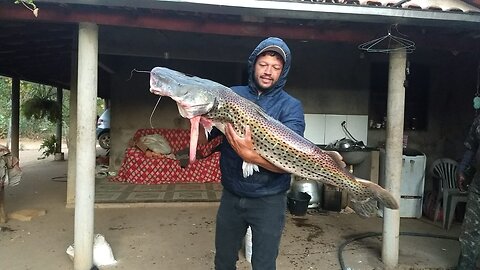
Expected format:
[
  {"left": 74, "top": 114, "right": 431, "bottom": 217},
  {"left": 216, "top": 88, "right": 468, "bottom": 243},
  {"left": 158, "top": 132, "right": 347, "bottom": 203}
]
[{"left": 254, "top": 52, "right": 284, "bottom": 92}]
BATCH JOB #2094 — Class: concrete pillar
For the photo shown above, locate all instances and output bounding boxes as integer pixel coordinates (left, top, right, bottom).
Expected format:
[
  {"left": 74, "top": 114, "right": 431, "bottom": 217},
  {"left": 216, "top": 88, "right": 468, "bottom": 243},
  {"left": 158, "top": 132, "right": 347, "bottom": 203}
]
[
  {"left": 66, "top": 47, "right": 78, "bottom": 206},
  {"left": 74, "top": 22, "right": 98, "bottom": 270},
  {"left": 382, "top": 48, "right": 407, "bottom": 269},
  {"left": 10, "top": 78, "right": 20, "bottom": 157},
  {"left": 55, "top": 87, "right": 63, "bottom": 154}
]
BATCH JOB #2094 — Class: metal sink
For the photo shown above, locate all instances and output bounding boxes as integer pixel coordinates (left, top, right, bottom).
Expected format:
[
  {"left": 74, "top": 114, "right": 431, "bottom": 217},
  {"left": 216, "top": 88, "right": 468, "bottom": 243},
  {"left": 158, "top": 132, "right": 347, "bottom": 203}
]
[
  {"left": 317, "top": 144, "right": 376, "bottom": 165},
  {"left": 337, "top": 149, "right": 370, "bottom": 165}
]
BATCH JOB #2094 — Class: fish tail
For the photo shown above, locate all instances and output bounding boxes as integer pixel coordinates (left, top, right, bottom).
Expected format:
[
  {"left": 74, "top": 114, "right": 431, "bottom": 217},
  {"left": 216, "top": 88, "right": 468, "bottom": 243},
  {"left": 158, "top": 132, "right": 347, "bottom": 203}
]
[
  {"left": 349, "top": 178, "right": 399, "bottom": 218},
  {"left": 349, "top": 197, "right": 378, "bottom": 218}
]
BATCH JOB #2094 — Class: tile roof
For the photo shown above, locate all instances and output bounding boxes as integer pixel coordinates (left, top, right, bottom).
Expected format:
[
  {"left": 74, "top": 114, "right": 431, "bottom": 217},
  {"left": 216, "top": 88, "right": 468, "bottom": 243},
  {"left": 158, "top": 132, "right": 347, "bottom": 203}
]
[{"left": 299, "top": 0, "right": 480, "bottom": 13}]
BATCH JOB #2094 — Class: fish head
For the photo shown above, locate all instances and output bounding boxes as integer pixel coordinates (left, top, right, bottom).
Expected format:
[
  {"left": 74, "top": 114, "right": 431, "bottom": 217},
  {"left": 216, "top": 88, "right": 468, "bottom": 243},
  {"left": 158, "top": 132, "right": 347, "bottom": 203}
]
[{"left": 150, "top": 67, "right": 217, "bottom": 119}]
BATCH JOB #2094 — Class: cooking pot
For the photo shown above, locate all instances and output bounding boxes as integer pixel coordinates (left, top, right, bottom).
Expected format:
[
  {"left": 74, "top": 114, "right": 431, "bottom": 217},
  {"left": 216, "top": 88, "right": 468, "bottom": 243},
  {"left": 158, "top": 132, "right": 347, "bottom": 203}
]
[{"left": 290, "top": 177, "right": 322, "bottom": 208}]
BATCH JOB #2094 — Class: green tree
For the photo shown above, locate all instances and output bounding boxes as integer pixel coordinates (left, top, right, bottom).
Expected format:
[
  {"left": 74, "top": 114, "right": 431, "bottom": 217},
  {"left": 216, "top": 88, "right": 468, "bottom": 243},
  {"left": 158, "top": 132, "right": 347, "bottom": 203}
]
[
  {"left": 0, "top": 77, "right": 70, "bottom": 140},
  {"left": 0, "top": 77, "right": 12, "bottom": 138}
]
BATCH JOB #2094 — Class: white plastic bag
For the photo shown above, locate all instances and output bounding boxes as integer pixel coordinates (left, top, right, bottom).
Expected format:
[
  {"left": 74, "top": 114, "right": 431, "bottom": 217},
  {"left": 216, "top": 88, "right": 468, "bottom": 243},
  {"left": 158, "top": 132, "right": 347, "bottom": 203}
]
[
  {"left": 66, "top": 234, "right": 117, "bottom": 266},
  {"left": 245, "top": 226, "right": 252, "bottom": 263}
]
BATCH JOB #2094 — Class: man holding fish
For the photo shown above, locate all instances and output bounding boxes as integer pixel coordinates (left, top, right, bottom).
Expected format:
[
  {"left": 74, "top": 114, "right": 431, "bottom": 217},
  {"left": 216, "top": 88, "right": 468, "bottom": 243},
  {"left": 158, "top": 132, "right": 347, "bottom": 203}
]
[
  {"left": 149, "top": 36, "right": 398, "bottom": 270},
  {"left": 211, "top": 37, "right": 306, "bottom": 270}
]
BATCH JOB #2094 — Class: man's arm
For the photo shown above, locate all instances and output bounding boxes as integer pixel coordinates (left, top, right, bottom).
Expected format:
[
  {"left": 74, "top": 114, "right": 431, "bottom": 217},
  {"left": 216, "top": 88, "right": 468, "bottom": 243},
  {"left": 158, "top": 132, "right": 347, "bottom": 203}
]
[
  {"left": 197, "top": 125, "right": 208, "bottom": 145},
  {"left": 224, "top": 123, "right": 285, "bottom": 173},
  {"left": 457, "top": 117, "right": 480, "bottom": 191},
  {"left": 457, "top": 150, "right": 474, "bottom": 191}
]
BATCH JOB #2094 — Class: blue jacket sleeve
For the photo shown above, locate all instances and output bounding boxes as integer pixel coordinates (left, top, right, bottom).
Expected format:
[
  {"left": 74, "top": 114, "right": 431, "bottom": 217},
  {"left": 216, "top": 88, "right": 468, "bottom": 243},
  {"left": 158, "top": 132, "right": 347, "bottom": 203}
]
[{"left": 279, "top": 98, "right": 305, "bottom": 137}]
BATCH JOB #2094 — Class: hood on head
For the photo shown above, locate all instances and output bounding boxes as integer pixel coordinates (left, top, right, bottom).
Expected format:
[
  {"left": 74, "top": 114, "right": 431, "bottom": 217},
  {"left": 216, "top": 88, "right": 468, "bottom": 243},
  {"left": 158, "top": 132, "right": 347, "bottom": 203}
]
[{"left": 247, "top": 37, "right": 291, "bottom": 93}]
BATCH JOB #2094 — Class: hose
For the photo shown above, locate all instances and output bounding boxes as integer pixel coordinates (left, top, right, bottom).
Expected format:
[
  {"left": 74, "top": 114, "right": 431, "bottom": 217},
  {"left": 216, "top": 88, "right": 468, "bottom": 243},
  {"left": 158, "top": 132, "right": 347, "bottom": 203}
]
[
  {"left": 341, "top": 121, "right": 360, "bottom": 143},
  {"left": 338, "top": 231, "right": 459, "bottom": 270},
  {"left": 392, "top": 0, "right": 412, "bottom": 7}
]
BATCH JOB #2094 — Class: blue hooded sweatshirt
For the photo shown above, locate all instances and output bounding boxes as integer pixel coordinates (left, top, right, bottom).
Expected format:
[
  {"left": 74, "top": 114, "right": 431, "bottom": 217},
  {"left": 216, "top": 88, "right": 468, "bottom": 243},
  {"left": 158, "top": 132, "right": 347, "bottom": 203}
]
[{"left": 218, "top": 37, "right": 306, "bottom": 198}]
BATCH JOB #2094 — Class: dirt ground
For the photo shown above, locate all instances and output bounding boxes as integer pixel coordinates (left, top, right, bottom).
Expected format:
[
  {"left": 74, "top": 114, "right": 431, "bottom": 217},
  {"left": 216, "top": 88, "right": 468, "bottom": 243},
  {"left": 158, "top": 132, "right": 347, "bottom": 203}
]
[{"left": 0, "top": 140, "right": 465, "bottom": 270}]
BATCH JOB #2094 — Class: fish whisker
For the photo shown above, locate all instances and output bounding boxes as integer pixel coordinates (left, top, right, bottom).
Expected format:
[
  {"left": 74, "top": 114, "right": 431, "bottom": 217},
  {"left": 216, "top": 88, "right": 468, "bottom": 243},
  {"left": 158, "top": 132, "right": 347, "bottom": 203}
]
[{"left": 127, "top": 68, "right": 151, "bottom": 81}]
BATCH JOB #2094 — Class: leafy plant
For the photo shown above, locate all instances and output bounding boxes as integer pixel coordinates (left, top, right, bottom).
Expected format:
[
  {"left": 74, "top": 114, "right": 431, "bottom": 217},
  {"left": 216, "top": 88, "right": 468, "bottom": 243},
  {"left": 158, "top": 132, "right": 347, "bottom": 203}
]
[
  {"left": 14, "top": 0, "right": 39, "bottom": 17},
  {"left": 38, "top": 134, "right": 57, "bottom": 159},
  {"left": 22, "top": 96, "right": 62, "bottom": 122},
  {"left": 0, "top": 77, "right": 71, "bottom": 140}
]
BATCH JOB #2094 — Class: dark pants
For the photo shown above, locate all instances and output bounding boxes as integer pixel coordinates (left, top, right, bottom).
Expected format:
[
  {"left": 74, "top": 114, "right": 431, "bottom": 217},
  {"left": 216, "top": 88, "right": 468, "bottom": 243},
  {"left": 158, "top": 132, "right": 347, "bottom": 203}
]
[
  {"left": 214, "top": 189, "right": 286, "bottom": 270},
  {"left": 458, "top": 182, "right": 480, "bottom": 269}
]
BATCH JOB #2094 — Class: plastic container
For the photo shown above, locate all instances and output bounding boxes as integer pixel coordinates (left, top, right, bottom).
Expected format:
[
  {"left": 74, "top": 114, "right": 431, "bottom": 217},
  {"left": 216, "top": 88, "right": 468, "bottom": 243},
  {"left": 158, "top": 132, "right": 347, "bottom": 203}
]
[
  {"left": 245, "top": 226, "right": 252, "bottom": 263},
  {"left": 287, "top": 191, "right": 311, "bottom": 216}
]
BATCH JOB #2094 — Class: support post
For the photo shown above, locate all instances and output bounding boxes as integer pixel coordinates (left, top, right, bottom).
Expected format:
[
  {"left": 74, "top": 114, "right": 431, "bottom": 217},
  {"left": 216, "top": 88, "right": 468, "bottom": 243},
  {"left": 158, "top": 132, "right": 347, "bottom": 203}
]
[
  {"left": 74, "top": 22, "right": 98, "bottom": 270},
  {"left": 10, "top": 78, "right": 20, "bottom": 158},
  {"left": 0, "top": 186, "right": 6, "bottom": 223},
  {"left": 382, "top": 48, "right": 407, "bottom": 269},
  {"left": 66, "top": 47, "right": 78, "bottom": 206},
  {"left": 55, "top": 87, "right": 64, "bottom": 160}
]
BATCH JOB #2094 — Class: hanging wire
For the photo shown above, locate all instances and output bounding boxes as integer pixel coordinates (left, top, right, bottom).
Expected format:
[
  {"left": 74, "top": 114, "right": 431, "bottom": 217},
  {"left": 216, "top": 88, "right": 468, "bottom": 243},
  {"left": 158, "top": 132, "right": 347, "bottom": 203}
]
[{"left": 358, "top": 24, "right": 416, "bottom": 54}]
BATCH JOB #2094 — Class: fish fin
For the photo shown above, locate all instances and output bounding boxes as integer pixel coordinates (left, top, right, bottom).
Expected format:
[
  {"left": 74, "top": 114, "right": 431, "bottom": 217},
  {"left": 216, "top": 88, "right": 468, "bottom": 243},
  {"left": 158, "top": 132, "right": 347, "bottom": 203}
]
[
  {"left": 349, "top": 197, "right": 378, "bottom": 218},
  {"left": 189, "top": 116, "right": 201, "bottom": 163},
  {"left": 355, "top": 178, "right": 399, "bottom": 210},
  {"left": 242, "top": 162, "right": 259, "bottom": 178}
]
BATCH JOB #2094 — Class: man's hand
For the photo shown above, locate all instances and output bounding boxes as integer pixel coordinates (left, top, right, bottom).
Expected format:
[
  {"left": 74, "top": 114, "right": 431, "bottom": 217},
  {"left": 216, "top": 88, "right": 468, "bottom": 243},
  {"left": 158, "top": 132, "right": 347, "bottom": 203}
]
[
  {"left": 224, "top": 123, "right": 256, "bottom": 163},
  {"left": 325, "top": 151, "right": 346, "bottom": 168},
  {"left": 457, "top": 172, "right": 468, "bottom": 192},
  {"left": 224, "top": 123, "right": 284, "bottom": 173}
]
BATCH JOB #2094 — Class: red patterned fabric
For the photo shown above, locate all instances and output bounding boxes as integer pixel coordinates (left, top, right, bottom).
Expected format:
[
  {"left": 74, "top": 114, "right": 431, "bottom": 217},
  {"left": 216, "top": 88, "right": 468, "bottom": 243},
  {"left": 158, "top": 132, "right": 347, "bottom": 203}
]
[{"left": 112, "top": 128, "right": 222, "bottom": 184}]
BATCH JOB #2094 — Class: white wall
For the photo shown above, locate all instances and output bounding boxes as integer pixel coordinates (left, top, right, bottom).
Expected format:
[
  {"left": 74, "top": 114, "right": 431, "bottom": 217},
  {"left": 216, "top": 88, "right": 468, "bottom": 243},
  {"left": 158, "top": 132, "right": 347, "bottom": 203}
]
[{"left": 304, "top": 114, "right": 368, "bottom": 145}]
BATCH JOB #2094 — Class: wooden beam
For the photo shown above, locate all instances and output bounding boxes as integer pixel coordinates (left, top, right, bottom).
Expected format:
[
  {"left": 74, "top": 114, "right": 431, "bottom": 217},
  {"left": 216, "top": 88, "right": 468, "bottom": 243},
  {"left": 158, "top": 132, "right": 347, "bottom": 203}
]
[
  {"left": 0, "top": 3, "right": 374, "bottom": 43},
  {"left": 1, "top": 3, "right": 478, "bottom": 52}
]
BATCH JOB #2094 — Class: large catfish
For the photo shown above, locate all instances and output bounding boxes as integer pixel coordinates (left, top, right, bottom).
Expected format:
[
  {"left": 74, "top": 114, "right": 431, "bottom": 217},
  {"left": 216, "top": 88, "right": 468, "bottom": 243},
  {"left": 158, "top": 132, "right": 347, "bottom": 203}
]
[{"left": 149, "top": 67, "right": 399, "bottom": 217}]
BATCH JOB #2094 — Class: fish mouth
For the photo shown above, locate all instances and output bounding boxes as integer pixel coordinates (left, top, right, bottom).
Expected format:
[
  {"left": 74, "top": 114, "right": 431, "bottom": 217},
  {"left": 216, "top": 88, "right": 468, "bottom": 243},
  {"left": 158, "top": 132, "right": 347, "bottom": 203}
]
[
  {"left": 177, "top": 102, "right": 214, "bottom": 119},
  {"left": 149, "top": 76, "right": 162, "bottom": 95},
  {"left": 150, "top": 87, "right": 163, "bottom": 96},
  {"left": 149, "top": 72, "right": 169, "bottom": 96}
]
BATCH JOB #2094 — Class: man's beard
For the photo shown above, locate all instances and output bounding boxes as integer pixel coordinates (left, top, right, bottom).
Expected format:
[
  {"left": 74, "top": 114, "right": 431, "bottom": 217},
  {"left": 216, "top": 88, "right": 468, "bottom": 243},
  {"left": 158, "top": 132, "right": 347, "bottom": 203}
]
[{"left": 254, "top": 78, "right": 274, "bottom": 93}]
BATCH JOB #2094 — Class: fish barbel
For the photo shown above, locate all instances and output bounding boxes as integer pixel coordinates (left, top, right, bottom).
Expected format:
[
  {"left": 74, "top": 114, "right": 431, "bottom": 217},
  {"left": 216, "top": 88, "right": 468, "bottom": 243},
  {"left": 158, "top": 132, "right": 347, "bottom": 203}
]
[{"left": 149, "top": 67, "right": 399, "bottom": 217}]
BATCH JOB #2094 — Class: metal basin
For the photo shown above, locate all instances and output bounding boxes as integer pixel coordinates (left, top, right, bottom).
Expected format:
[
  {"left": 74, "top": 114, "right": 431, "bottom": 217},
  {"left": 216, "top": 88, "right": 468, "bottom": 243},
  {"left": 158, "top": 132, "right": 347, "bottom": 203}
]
[
  {"left": 338, "top": 150, "right": 370, "bottom": 165},
  {"left": 318, "top": 144, "right": 376, "bottom": 165}
]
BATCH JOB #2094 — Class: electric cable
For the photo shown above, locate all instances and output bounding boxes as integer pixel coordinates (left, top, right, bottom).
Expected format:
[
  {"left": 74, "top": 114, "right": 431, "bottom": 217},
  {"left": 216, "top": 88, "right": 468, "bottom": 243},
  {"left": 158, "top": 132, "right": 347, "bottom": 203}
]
[{"left": 338, "top": 231, "right": 459, "bottom": 270}]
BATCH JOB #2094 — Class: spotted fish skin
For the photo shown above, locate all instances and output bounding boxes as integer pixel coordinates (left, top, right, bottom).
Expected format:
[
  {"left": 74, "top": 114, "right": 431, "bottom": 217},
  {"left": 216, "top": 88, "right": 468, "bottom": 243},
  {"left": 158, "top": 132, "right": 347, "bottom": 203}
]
[{"left": 149, "top": 67, "right": 399, "bottom": 217}]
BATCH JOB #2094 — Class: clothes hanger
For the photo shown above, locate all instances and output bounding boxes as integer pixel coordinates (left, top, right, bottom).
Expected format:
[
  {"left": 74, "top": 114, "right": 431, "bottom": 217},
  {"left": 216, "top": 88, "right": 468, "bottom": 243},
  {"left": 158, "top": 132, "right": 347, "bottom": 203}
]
[{"left": 358, "top": 24, "right": 416, "bottom": 54}]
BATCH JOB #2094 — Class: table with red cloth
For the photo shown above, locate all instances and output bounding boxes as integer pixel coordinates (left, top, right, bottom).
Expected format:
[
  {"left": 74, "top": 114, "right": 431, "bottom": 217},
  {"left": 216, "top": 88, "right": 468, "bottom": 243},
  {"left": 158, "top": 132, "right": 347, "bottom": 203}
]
[{"left": 112, "top": 128, "right": 222, "bottom": 184}]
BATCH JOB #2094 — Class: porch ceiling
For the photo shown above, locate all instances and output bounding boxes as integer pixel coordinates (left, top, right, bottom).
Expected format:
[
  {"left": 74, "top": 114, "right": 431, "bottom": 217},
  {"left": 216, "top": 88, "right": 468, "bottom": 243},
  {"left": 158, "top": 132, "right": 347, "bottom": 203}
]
[{"left": 0, "top": 1, "right": 479, "bottom": 97}]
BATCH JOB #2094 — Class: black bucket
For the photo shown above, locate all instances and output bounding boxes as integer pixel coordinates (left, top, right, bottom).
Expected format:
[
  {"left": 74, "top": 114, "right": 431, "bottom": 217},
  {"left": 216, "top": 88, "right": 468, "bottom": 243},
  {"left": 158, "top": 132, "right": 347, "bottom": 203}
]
[{"left": 287, "top": 191, "right": 311, "bottom": 216}]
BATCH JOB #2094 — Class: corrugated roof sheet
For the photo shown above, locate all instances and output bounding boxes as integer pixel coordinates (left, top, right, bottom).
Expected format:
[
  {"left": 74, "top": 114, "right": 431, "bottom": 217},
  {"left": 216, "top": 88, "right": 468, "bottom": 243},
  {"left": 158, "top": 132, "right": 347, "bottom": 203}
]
[{"left": 298, "top": 0, "right": 480, "bottom": 13}]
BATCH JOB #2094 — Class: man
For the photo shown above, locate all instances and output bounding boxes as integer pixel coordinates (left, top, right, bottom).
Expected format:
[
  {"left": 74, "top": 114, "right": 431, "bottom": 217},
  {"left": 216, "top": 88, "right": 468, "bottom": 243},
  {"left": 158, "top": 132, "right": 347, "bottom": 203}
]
[
  {"left": 213, "top": 37, "right": 305, "bottom": 270},
  {"left": 457, "top": 114, "right": 480, "bottom": 269}
]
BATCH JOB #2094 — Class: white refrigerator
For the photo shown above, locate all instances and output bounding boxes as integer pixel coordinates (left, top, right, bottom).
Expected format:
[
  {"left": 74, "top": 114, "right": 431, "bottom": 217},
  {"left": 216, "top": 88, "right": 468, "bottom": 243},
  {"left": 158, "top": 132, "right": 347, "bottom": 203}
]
[{"left": 379, "top": 149, "right": 426, "bottom": 218}]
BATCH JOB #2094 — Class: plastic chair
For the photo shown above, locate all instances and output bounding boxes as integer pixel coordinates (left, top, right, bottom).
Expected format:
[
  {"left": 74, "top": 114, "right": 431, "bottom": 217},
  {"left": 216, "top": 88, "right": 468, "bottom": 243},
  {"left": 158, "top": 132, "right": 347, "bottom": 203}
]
[{"left": 431, "top": 158, "right": 468, "bottom": 230}]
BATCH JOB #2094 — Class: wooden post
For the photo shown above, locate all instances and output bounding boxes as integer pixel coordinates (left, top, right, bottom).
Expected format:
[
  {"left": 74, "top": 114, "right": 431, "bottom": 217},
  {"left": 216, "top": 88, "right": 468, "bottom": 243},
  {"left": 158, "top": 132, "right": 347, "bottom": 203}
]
[{"left": 0, "top": 186, "right": 6, "bottom": 223}]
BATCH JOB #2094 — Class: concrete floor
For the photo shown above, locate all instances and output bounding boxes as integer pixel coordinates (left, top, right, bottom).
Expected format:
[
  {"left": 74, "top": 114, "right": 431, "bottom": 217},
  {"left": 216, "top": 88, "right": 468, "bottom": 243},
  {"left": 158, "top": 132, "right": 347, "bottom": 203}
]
[{"left": 0, "top": 144, "right": 465, "bottom": 270}]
